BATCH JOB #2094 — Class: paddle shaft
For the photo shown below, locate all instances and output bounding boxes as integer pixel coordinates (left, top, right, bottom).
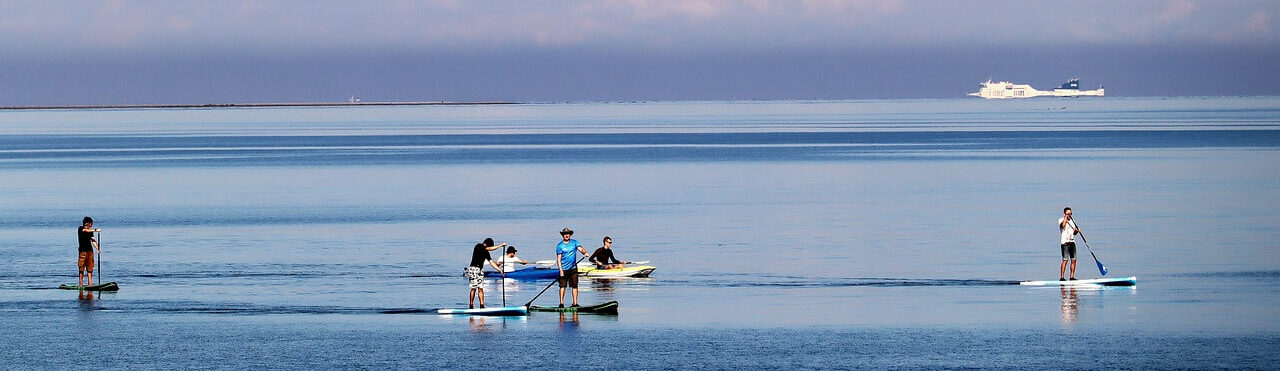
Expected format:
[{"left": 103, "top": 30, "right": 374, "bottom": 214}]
[
  {"left": 96, "top": 231, "right": 101, "bottom": 286},
  {"left": 1069, "top": 218, "right": 1108, "bottom": 275},
  {"left": 524, "top": 255, "right": 587, "bottom": 307}
]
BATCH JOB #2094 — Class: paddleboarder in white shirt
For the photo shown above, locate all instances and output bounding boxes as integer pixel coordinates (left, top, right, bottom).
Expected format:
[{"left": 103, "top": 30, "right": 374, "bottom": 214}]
[
  {"left": 496, "top": 246, "right": 529, "bottom": 273},
  {"left": 1059, "top": 207, "right": 1082, "bottom": 281}
]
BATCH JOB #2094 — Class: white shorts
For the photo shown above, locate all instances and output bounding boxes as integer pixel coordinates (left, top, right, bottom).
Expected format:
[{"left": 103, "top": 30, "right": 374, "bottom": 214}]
[{"left": 465, "top": 266, "right": 484, "bottom": 289}]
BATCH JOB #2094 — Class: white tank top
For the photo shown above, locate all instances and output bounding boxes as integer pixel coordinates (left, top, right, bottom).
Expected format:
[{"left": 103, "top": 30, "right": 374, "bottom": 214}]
[{"left": 1059, "top": 218, "right": 1077, "bottom": 244}]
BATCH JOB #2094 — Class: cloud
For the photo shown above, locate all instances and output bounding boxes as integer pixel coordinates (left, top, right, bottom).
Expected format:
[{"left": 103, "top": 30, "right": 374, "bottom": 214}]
[
  {"left": 0, "top": 0, "right": 1277, "bottom": 55},
  {"left": 1157, "top": 0, "right": 1197, "bottom": 23},
  {"left": 1244, "top": 10, "right": 1271, "bottom": 34}
]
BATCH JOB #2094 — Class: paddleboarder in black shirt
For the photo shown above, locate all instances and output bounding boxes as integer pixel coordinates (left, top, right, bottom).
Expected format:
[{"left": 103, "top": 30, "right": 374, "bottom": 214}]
[
  {"left": 465, "top": 238, "right": 505, "bottom": 309},
  {"left": 589, "top": 236, "right": 630, "bottom": 269},
  {"left": 77, "top": 217, "right": 101, "bottom": 288}
]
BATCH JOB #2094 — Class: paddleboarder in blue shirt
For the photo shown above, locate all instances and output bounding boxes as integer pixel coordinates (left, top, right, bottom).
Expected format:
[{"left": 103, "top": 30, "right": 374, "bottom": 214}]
[
  {"left": 1059, "top": 207, "right": 1082, "bottom": 281},
  {"left": 556, "top": 227, "right": 589, "bottom": 308}
]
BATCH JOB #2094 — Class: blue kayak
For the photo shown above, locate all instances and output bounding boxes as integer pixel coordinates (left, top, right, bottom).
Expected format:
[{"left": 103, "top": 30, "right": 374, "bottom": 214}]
[{"left": 484, "top": 267, "right": 559, "bottom": 279}]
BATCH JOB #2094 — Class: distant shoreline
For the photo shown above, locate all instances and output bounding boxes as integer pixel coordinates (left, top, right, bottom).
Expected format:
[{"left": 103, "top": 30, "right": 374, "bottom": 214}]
[{"left": 0, "top": 101, "right": 519, "bottom": 110}]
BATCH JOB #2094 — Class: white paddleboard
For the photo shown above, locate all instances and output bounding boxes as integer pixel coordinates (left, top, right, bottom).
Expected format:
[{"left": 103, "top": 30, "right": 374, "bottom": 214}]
[
  {"left": 1019, "top": 276, "right": 1137, "bottom": 286},
  {"left": 434, "top": 306, "right": 528, "bottom": 316}
]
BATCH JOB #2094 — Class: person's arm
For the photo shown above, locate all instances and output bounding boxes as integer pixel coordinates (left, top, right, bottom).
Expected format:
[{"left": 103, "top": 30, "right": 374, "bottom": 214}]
[
  {"left": 489, "top": 257, "right": 502, "bottom": 271},
  {"left": 1064, "top": 217, "right": 1080, "bottom": 235},
  {"left": 88, "top": 228, "right": 101, "bottom": 252},
  {"left": 557, "top": 253, "right": 564, "bottom": 276}
]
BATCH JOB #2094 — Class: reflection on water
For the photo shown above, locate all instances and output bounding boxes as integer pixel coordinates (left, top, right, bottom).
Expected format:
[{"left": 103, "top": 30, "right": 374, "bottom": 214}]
[
  {"left": 464, "top": 314, "right": 529, "bottom": 333},
  {"left": 1060, "top": 286, "right": 1078, "bottom": 326},
  {"left": 588, "top": 279, "right": 615, "bottom": 293},
  {"left": 469, "top": 316, "right": 488, "bottom": 332},
  {"left": 1058, "top": 285, "right": 1140, "bottom": 327},
  {"left": 494, "top": 278, "right": 525, "bottom": 293},
  {"left": 559, "top": 312, "right": 580, "bottom": 332}
]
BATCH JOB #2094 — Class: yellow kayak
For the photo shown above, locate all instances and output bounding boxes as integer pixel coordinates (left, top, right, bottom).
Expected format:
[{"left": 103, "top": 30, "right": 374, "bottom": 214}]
[{"left": 577, "top": 264, "right": 656, "bottom": 278}]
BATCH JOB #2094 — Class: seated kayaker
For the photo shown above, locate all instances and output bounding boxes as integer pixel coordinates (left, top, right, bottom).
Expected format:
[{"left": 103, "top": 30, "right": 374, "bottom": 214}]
[
  {"left": 496, "top": 246, "right": 529, "bottom": 273},
  {"left": 589, "top": 236, "right": 629, "bottom": 269}
]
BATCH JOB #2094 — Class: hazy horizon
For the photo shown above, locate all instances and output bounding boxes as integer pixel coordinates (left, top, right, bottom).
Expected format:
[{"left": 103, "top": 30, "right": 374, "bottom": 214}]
[{"left": 2, "top": 1, "right": 1277, "bottom": 105}]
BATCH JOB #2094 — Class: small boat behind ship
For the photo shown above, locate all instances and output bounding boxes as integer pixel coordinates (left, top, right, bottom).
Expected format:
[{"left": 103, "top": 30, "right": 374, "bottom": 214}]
[{"left": 968, "top": 78, "right": 1104, "bottom": 99}]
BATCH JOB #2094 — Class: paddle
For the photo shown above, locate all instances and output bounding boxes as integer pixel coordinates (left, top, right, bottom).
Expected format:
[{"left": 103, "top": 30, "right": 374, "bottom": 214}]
[
  {"left": 96, "top": 231, "right": 102, "bottom": 286},
  {"left": 524, "top": 255, "right": 587, "bottom": 307},
  {"left": 1071, "top": 219, "right": 1108, "bottom": 276},
  {"left": 540, "top": 259, "right": 648, "bottom": 266}
]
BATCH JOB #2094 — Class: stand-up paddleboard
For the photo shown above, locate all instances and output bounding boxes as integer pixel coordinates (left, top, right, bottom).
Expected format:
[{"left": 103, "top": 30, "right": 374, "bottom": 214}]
[
  {"left": 1019, "top": 276, "right": 1136, "bottom": 286},
  {"left": 58, "top": 282, "right": 119, "bottom": 291},
  {"left": 434, "top": 306, "right": 528, "bottom": 316},
  {"left": 530, "top": 301, "right": 619, "bottom": 314}
]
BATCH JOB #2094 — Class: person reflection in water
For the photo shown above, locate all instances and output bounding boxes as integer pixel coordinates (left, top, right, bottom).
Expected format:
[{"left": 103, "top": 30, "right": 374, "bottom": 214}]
[
  {"left": 559, "top": 311, "right": 579, "bottom": 332},
  {"left": 1060, "top": 286, "right": 1078, "bottom": 325},
  {"left": 589, "top": 278, "right": 615, "bottom": 293}
]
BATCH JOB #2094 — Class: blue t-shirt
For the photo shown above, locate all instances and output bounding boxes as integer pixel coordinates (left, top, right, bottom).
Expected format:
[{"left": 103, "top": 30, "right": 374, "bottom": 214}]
[{"left": 557, "top": 239, "right": 582, "bottom": 270}]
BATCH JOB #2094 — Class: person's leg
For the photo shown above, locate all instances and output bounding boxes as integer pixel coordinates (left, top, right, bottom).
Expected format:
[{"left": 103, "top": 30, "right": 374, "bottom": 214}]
[
  {"left": 1060, "top": 243, "right": 1069, "bottom": 280},
  {"left": 469, "top": 288, "right": 476, "bottom": 308},
  {"left": 77, "top": 252, "right": 87, "bottom": 286},
  {"left": 1068, "top": 243, "right": 1078, "bottom": 279},
  {"left": 84, "top": 254, "right": 94, "bottom": 286},
  {"left": 477, "top": 288, "right": 485, "bottom": 308},
  {"left": 570, "top": 270, "right": 579, "bottom": 306}
]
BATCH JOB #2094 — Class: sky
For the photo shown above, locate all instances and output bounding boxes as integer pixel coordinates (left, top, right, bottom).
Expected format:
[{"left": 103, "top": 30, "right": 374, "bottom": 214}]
[{"left": 1, "top": 0, "right": 1278, "bottom": 105}]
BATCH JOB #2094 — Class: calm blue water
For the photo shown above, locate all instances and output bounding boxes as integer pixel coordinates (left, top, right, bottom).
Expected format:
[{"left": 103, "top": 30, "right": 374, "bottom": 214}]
[{"left": 2, "top": 98, "right": 1279, "bottom": 368}]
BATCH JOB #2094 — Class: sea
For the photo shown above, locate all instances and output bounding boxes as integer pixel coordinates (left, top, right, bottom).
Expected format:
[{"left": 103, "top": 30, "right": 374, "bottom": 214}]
[{"left": 1, "top": 97, "right": 1278, "bottom": 369}]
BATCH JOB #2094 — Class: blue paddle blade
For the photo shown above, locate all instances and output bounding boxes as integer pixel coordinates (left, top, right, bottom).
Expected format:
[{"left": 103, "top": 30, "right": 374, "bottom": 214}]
[{"left": 1088, "top": 250, "right": 1108, "bottom": 276}]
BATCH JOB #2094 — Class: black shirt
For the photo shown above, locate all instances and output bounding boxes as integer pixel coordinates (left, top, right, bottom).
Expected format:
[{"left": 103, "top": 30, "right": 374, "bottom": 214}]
[
  {"left": 589, "top": 247, "right": 621, "bottom": 265},
  {"left": 78, "top": 227, "right": 94, "bottom": 253},
  {"left": 469, "top": 243, "right": 492, "bottom": 268}
]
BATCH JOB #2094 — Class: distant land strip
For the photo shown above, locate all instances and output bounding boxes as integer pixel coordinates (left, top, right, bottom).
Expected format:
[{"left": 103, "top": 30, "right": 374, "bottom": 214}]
[{"left": 0, "top": 101, "right": 519, "bottom": 110}]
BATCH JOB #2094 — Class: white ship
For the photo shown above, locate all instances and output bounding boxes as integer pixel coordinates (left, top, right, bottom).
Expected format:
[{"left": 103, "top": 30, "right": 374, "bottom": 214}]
[{"left": 968, "top": 78, "right": 1104, "bottom": 99}]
